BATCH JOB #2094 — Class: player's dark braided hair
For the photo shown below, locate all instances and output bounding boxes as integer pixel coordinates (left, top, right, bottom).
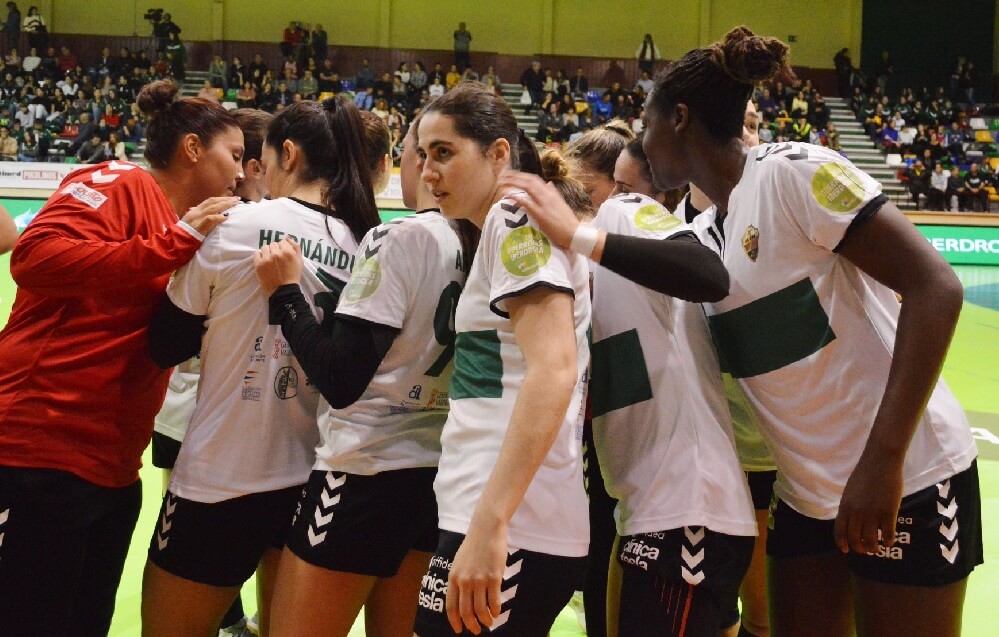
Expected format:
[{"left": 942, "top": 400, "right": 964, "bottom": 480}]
[{"left": 651, "top": 26, "right": 797, "bottom": 141}]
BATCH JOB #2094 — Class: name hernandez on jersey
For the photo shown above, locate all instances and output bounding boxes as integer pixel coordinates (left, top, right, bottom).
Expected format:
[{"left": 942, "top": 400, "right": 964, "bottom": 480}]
[
  {"left": 314, "top": 212, "right": 467, "bottom": 475},
  {"left": 589, "top": 193, "right": 756, "bottom": 538},
  {"left": 166, "top": 198, "right": 360, "bottom": 503},
  {"left": 700, "top": 142, "right": 975, "bottom": 519}
]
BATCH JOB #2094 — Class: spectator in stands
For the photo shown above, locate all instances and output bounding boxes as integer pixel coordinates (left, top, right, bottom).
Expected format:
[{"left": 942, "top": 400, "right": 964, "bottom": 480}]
[
  {"left": 275, "top": 80, "right": 294, "bottom": 107},
  {"left": 111, "top": 47, "right": 134, "bottom": 79},
  {"left": 395, "top": 62, "right": 410, "bottom": 85},
  {"left": 165, "top": 34, "right": 185, "bottom": 81},
  {"left": 3, "top": 2, "right": 18, "bottom": 52},
  {"left": 15, "top": 127, "right": 36, "bottom": 161},
  {"left": 881, "top": 120, "right": 901, "bottom": 152},
  {"left": 428, "top": 77, "right": 445, "bottom": 98},
  {"left": 635, "top": 70, "right": 653, "bottom": 95},
  {"left": 790, "top": 90, "right": 808, "bottom": 118},
  {"left": 153, "top": 12, "right": 181, "bottom": 51},
  {"left": 371, "top": 98, "right": 388, "bottom": 122},
  {"left": 20, "top": 46, "right": 40, "bottom": 77},
  {"left": 793, "top": 116, "right": 812, "bottom": 143},
  {"left": 256, "top": 82, "right": 276, "bottom": 112},
  {"left": 317, "top": 59, "right": 335, "bottom": 93},
  {"left": 825, "top": 121, "right": 841, "bottom": 152},
  {"left": 964, "top": 163, "right": 989, "bottom": 211},
  {"left": 960, "top": 62, "right": 976, "bottom": 105},
  {"left": 809, "top": 92, "right": 830, "bottom": 129},
  {"left": 298, "top": 70, "right": 317, "bottom": 100},
  {"left": 208, "top": 54, "right": 226, "bottom": 89},
  {"left": 279, "top": 21, "right": 299, "bottom": 58},
  {"left": 833, "top": 47, "right": 854, "bottom": 96},
  {"left": 482, "top": 75, "right": 500, "bottom": 96},
  {"left": 100, "top": 103, "right": 121, "bottom": 129},
  {"left": 5, "top": 45, "right": 19, "bottom": 67},
  {"left": 520, "top": 60, "right": 544, "bottom": 112},
  {"left": 57, "top": 46, "right": 79, "bottom": 76},
  {"left": 538, "top": 102, "right": 561, "bottom": 143},
  {"left": 410, "top": 60, "right": 427, "bottom": 97},
  {"left": 428, "top": 62, "right": 445, "bottom": 86},
  {"left": 944, "top": 122, "right": 966, "bottom": 159},
  {"left": 947, "top": 166, "right": 966, "bottom": 211},
  {"left": 22, "top": 5, "right": 44, "bottom": 51},
  {"left": 2, "top": 124, "right": 22, "bottom": 159},
  {"left": 461, "top": 66, "right": 479, "bottom": 82},
  {"left": 249, "top": 53, "right": 267, "bottom": 88},
  {"left": 196, "top": 80, "right": 219, "bottom": 103},
  {"left": 391, "top": 74, "right": 407, "bottom": 103},
  {"left": 107, "top": 130, "right": 126, "bottom": 161},
  {"left": 636, "top": 33, "right": 659, "bottom": 75},
  {"left": 569, "top": 67, "right": 588, "bottom": 99},
  {"left": 355, "top": 85, "right": 375, "bottom": 109},
  {"left": 593, "top": 93, "right": 612, "bottom": 124},
  {"left": 898, "top": 124, "right": 915, "bottom": 154},
  {"left": 928, "top": 163, "right": 949, "bottom": 210},
  {"left": 236, "top": 81, "right": 256, "bottom": 108},
  {"left": 355, "top": 58, "right": 375, "bottom": 90},
  {"left": 278, "top": 68, "right": 297, "bottom": 94},
  {"left": 904, "top": 160, "right": 929, "bottom": 207},
  {"left": 311, "top": 23, "right": 327, "bottom": 61},
  {"left": 228, "top": 56, "right": 246, "bottom": 89},
  {"left": 373, "top": 72, "right": 393, "bottom": 101},
  {"left": 445, "top": 63, "right": 461, "bottom": 89},
  {"left": 13, "top": 102, "right": 32, "bottom": 128},
  {"left": 454, "top": 21, "right": 472, "bottom": 71}
]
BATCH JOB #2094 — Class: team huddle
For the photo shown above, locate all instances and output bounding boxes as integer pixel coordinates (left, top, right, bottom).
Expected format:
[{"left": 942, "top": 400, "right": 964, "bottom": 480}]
[{"left": 0, "top": 26, "right": 983, "bottom": 637}]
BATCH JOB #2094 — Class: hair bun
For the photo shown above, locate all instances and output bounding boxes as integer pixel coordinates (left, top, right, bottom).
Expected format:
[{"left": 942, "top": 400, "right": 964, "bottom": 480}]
[
  {"left": 713, "top": 25, "right": 792, "bottom": 85},
  {"left": 136, "top": 80, "right": 179, "bottom": 118},
  {"left": 540, "top": 148, "right": 570, "bottom": 182}
]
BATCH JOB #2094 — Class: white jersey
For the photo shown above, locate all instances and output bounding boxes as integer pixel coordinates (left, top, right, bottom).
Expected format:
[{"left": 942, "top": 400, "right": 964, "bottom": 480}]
[
  {"left": 435, "top": 196, "right": 591, "bottom": 557},
  {"left": 697, "top": 142, "right": 976, "bottom": 519},
  {"left": 590, "top": 194, "right": 756, "bottom": 538},
  {"left": 153, "top": 356, "right": 200, "bottom": 443},
  {"left": 315, "top": 212, "right": 466, "bottom": 475},
  {"left": 167, "top": 197, "right": 360, "bottom": 503},
  {"left": 687, "top": 193, "right": 776, "bottom": 473}
]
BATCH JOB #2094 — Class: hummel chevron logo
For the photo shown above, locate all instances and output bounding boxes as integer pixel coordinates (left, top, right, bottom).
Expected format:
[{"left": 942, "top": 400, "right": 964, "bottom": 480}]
[
  {"left": 156, "top": 495, "right": 177, "bottom": 551},
  {"left": 307, "top": 525, "right": 327, "bottom": 546},
  {"left": 108, "top": 160, "right": 136, "bottom": 171},
  {"left": 939, "top": 519, "right": 959, "bottom": 543},
  {"left": 371, "top": 227, "right": 390, "bottom": 241},
  {"left": 684, "top": 526, "right": 705, "bottom": 545},
  {"left": 326, "top": 473, "right": 347, "bottom": 490},
  {"left": 937, "top": 498, "right": 958, "bottom": 519},
  {"left": 500, "top": 583, "right": 519, "bottom": 604},
  {"left": 504, "top": 556, "right": 523, "bottom": 580},
  {"left": 505, "top": 214, "right": 529, "bottom": 228},
  {"left": 0, "top": 507, "right": 8, "bottom": 552},
  {"left": 500, "top": 202, "right": 520, "bottom": 214},
  {"left": 315, "top": 508, "right": 334, "bottom": 527},
  {"left": 940, "top": 539, "right": 960, "bottom": 564},
  {"left": 617, "top": 195, "right": 643, "bottom": 204},
  {"left": 91, "top": 170, "right": 119, "bottom": 184},
  {"left": 492, "top": 609, "right": 512, "bottom": 630},
  {"left": 681, "top": 545, "right": 705, "bottom": 569},
  {"left": 937, "top": 479, "right": 951, "bottom": 500},
  {"left": 165, "top": 494, "right": 177, "bottom": 516},
  {"left": 320, "top": 491, "right": 341, "bottom": 509},
  {"left": 681, "top": 566, "right": 705, "bottom": 585},
  {"left": 365, "top": 244, "right": 380, "bottom": 258}
]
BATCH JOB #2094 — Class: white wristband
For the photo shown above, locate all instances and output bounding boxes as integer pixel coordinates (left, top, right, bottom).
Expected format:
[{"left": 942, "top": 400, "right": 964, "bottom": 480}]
[{"left": 569, "top": 224, "right": 600, "bottom": 258}]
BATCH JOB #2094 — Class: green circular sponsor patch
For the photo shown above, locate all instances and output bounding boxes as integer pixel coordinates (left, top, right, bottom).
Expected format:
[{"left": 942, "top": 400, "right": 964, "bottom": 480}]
[
  {"left": 811, "top": 163, "right": 868, "bottom": 213},
  {"left": 343, "top": 258, "right": 381, "bottom": 302},
  {"left": 634, "top": 204, "right": 682, "bottom": 232},
  {"left": 501, "top": 227, "right": 552, "bottom": 277}
]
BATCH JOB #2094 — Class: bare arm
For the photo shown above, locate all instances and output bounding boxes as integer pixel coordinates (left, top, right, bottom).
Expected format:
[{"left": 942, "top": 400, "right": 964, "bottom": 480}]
[
  {"left": 0, "top": 204, "right": 17, "bottom": 255},
  {"left": 446, "top": 286, "right": 580, "bottom": 634},
  {"left": 833, "top": 201, "right": 964, "bottom": 555}
]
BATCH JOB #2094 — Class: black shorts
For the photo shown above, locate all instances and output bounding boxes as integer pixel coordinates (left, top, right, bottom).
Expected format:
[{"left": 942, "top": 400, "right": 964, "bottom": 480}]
[
  {"left": 767, "top": 460, "right": 983, "bottom": 587},
  {"left": 147, "top": 484, "right": 301, "bottom": 587},
  {"left": 746, "top": 470, "right": 777, "bottom": 511},
  {"left": 0, "top": 466, "right": 142, "bottom": 637},
  {"left": 285, "top": 468, "right": 439, "bottom": 578},
  {"left": 617, "top": 527, "right": 754, "bottom": 637},
  {"left": 414, "top": 530, "right": 586, "bottom": 637},
  {"left": 150, "top": 431, "right": 182, "bottom": 469}
]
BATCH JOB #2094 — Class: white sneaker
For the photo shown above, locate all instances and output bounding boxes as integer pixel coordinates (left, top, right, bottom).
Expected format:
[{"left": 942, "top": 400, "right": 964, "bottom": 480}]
[{"left": 245, "top": 613, "right": 260, "bottom": 635}]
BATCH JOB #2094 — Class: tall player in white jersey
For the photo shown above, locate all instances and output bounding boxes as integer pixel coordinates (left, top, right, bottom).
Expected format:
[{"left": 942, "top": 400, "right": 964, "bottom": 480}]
[
  {"left": 142, "top": 97, "right": 381, "bottom": 637},
  {"left": 507, "top": 26, "right": 981, "bottom": 637},
  {"left": 412, "top": 83, "right": 591, "bottom": 637},
  {"left": 251, "top": 115, "right": 478, "bottom": 637}
]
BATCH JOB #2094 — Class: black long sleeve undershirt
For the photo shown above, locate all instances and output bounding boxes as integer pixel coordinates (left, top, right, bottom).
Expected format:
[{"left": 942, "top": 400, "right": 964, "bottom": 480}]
[
  {"left": 148, "top": 294, "right": 205, "bottom": 368},
  {"left": 269, "top": 284, "right": 399, "bottom": 409},
  {"left": 599, "top": 231, "right": 730, "bottom": 302}
]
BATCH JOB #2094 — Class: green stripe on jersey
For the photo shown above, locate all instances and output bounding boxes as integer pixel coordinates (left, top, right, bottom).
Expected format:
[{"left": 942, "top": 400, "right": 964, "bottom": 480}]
[
  {"left": 450, "top": 330, "right": 504, "bottom": 399},
  {"left": 708, "top": 278, "right": 836, "bottom": 378},
  {"left": 590, "top": 329, "right": 654, "bottom": 417}
]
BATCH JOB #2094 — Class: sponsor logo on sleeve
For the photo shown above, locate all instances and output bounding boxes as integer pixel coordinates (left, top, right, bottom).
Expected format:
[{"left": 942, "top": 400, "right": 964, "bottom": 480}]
[
  {"left": 811, "top": 162, "right": 869, "bottom": 213},
  {"left": 634, "top": 204, "right": 682, "bottom": 232},
  {"left": 275, "top": 366, "right": 299, "bottom": 399},
  {"left": 342, "top": 257, "right": 382, "bottom": 302},
  {"left": 241, "top": 370, "right": 261, "bottom": 401},
  {"left": 501, "top": 226, "right": 551, "bottom": 277},
  {"left": 742, "top": 225, "right": 760, "bottom": 262},
  {"left": 61, "top": 182, "right": 108, "bottom": 209}
]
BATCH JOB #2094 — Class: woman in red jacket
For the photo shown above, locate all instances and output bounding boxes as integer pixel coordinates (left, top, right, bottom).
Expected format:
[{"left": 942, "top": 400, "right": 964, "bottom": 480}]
[{"left": 0, "top": 79, "right": 244, "bottom": 637}]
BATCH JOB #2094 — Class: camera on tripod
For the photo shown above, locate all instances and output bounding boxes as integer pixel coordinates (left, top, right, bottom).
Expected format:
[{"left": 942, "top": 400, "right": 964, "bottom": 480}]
[{"left": 144, "top": 8, "right": 163, "bottom": 24}]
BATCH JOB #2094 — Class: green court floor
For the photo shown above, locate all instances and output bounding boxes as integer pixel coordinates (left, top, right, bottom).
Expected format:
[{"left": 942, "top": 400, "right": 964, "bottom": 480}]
[{"left": 1, "top": 259, "right": 998, "bottom": 635}]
